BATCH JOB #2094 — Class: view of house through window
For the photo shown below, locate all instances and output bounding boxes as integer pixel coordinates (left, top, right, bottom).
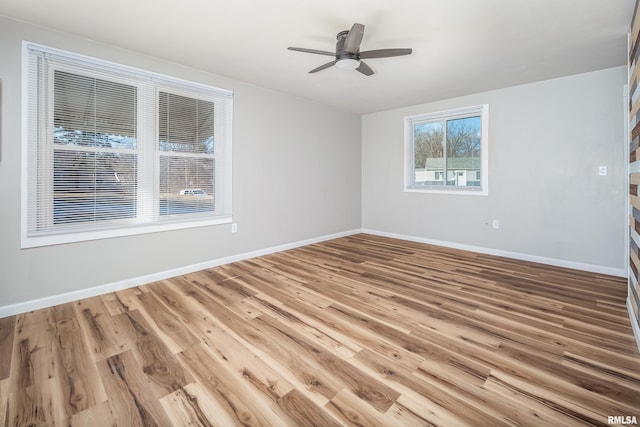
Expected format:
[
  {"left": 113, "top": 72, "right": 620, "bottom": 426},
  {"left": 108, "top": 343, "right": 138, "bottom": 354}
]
[{"left": 405, "top": 105, "right": 488, "bottom": 195}]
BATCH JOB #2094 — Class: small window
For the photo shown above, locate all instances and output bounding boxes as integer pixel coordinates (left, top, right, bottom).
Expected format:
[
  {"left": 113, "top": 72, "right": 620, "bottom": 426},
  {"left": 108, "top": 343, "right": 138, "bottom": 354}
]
[{"left": 405, "top": 105, "right": 488, "bottom": 195}]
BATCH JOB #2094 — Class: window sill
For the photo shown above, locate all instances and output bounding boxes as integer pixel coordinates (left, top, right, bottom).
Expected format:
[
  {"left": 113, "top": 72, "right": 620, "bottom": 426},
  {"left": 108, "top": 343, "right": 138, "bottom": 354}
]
[
  {"left": 21, "top": 216, "right": 232, "bottom": 249},
  {"left": 404, "top": 187, "right": 488, "bottom": 196}
]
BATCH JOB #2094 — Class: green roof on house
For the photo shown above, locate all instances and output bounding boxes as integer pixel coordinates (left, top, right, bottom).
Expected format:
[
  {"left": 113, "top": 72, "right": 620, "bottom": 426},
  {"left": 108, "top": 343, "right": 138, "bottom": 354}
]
[{"left": 424, "top": 157, "right": 480, "bottom": 170}]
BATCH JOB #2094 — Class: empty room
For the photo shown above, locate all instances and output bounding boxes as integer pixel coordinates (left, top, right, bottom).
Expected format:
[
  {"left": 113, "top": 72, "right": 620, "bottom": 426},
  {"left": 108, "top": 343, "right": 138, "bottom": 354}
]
[{"left": 0, "top": 0, "right": 639, "bottom": 425}]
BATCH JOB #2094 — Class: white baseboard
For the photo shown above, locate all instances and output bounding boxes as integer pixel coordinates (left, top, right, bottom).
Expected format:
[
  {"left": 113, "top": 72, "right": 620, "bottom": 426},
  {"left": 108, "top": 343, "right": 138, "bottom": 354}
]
[
  {"left": 0, "top": 229, "right": 361, "bottom": 318},
  {"left": 627, "top": 298, "right": 640, "bottom": 353},
  {"left": 362, "top": 229, "right": 626, "bottom": 278},
  {"left": 1, "top": 228, "right": 627, "bottom": 318}
]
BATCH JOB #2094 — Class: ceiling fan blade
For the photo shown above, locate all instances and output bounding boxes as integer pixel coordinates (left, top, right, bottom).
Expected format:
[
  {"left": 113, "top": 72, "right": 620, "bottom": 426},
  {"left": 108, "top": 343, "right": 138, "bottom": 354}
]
[
  {"left": 359, "top": 48, "right": 413, "bottom": 59},
  {"left": 343, "top": 23, "right": 365, "bottom": 53},
  {"left": 309, "top": 61, "right": 336, "bottom": 73},
  {"left": 356, "top": 61, "right": 374, "bottom": 76},
  {"left": 288, "top": 47, "right": 336, "bottom": 56}
]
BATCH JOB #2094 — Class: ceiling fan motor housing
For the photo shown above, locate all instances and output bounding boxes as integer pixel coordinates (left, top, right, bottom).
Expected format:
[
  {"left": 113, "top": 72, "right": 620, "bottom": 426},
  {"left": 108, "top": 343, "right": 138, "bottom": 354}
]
[{"left": 336, "top": 30, "right": 359, "bottom": 61}]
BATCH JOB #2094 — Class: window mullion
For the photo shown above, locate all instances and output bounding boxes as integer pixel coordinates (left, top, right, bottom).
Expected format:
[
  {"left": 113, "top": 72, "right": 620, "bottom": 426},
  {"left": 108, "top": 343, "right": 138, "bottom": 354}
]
[
  {"left": 443, "top": 119, "right": 448, "bottom": 188},
  {"left": 411, "top": 124, "right": 417, "bottom": 187},
  {"left": 137, "top": 81, "right": 156, "bottom": 224}
]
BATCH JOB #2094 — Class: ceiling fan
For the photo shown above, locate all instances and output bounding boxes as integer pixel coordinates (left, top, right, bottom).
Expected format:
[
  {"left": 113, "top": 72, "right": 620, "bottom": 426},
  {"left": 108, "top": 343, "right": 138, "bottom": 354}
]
[{"left": 288, "top": 23, "right": 412, "bottom": 76}]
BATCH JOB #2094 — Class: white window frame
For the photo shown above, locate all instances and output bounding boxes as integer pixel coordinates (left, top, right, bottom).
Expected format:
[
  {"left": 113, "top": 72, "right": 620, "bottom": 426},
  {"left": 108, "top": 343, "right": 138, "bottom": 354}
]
[
  {"left": 404, "top": 104, "right": 489, "bottom": 196},
  {"left": 21, "top": 42, "right": 233, "bottom": 248}
]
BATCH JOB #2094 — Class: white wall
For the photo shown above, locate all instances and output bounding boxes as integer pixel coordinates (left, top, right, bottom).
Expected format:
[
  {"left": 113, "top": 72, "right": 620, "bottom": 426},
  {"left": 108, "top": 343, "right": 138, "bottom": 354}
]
[
  {"left": 362, "top": 67, "right": 627, "bottom": 273},
  {"left": 0, "top": 17, "right": 362, "bottom": 308}
]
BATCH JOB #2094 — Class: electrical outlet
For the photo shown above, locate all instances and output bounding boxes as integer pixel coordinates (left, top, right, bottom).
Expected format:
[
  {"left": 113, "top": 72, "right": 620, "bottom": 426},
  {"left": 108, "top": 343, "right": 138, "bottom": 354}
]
[
  {"left": 492, "top": 219, "right": 499, "bottom": 229},
  {"left": 598, "top": 166, "right": 608, "bottom": 176}
]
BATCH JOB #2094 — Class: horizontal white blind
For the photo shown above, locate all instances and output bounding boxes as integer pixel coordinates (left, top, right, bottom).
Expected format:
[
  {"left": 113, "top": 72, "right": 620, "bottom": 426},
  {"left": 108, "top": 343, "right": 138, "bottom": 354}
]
[
  {"left": 159, "top": 91, "right": 215, "bottom": 216},
  {"left": 51, "top": 70, "right": 139, "bottom": 229},
  {"left": 24, "top": 43, "right": 233, "bottom": 247}
]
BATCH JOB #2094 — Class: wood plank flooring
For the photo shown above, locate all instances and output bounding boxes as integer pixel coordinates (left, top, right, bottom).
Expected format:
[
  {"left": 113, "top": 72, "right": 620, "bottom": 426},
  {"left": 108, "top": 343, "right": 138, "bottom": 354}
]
[{"left": 1, "top": 233, "right": 639, "bottom": 426}]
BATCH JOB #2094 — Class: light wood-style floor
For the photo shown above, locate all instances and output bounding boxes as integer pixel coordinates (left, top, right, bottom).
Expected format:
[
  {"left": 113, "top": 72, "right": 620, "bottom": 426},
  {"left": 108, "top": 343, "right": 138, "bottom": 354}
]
[{"left": 1, "top": 234, "right": 639, "bottom": 426}]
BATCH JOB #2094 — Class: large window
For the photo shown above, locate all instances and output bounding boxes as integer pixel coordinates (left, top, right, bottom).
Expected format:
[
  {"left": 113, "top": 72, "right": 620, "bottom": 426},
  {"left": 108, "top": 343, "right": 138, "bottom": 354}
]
[
  {"left": 23, "top": 43, "right": 233, "bottom": 248},
  {"left": 405, "top": 105, "right": 488, "bottom": 195}
]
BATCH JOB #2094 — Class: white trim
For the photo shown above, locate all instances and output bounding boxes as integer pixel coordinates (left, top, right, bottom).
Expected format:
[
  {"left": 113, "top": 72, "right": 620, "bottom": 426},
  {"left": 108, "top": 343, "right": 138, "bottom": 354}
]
[
  {"left": 0, "top": 229, "right": 361, "bottom": 318},
  {"left": 21, "top": 217, "right": 233, "bottom": 249},
  {"left": 362, "top": 229, "right": 626, "bottom": 277},
  {"left": 404, "top": 188, "right": 488, "bottom": 196},
  {"left": 24, "top": 41, "right": 232, "bottom": 97},
  {"left": 627, "top": 297, "right": 640, "bottom": 352},
  {"left": 624, "top": 83, "right": 630, "bottom": 282},
  {"left": 20, "top": 41, "right": 30, "bottom": 253}
]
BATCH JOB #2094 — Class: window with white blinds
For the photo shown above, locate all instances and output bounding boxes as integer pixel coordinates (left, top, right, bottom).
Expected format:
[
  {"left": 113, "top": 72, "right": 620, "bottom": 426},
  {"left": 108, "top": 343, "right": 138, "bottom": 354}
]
[{"left": 23, "top": 43, "right": 233, "bottom": 248}]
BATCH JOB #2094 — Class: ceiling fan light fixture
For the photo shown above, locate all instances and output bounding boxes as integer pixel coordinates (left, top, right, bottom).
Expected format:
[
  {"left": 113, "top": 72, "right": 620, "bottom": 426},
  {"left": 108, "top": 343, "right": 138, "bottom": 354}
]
[{"left": 335, "top": 58, "right": 360, "bottom": 70}]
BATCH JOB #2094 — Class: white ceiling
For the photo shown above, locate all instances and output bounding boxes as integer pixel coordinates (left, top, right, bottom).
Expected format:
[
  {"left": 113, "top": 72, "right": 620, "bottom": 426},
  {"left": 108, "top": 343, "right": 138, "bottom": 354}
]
[{"left": 0, "top": 0, "right": 634, "bottom": 114}]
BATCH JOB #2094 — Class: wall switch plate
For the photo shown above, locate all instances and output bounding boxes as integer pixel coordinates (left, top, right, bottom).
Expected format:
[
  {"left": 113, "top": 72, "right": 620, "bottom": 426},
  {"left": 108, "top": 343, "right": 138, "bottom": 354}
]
[
  {"left": 231, "top": 223, "right": 237, "bottom": 233},
  {"left": 599, "top": 166, "right": 608, "bottom": 176}
]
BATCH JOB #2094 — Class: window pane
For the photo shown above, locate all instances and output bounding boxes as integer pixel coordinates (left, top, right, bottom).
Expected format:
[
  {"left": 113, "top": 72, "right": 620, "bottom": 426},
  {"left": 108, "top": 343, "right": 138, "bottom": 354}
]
[
  {"left": 446, "top": 116, "right": 481, "bottom": 187},
  {"left": 53, "top": 150, "right": 137, "bottom": 224},
  {"left": 413, "top": 121, "right": 443, "bottom": 186},
  {"left": 53, "top": 71, "right": 137, "bottom": 148},
  {"left": 158, "top": 92, "right": 214, "bottom": 154},
  {"left": 160, "top": 156, "right": 214, "bottom": 215}
]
